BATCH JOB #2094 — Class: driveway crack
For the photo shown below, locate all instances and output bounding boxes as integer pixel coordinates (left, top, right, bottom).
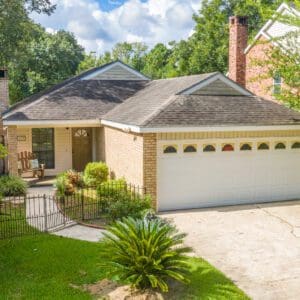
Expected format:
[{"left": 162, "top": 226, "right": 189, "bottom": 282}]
[{"left": 256, "top": 205, "right": 300, "bottom": 238}]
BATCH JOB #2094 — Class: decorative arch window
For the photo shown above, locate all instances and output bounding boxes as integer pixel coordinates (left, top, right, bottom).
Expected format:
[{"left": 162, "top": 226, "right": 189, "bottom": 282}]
[
  {"left": 258, "top": 142, "right": 269, "bottom": 150},
  {"left": 275, "top": 142, "right": 286, "bottom": 150},
  {"left": 163, "top": 145, "right": 177, "bottom": 154},
  {"left": 222, "top": 144, "right": 234, "bottom": 152},
  {"left": 184, "top": 145, "right": 197, "bottom": 153},
  {"left": 74, "top": 129, "right": 88, "bottom": 137},
  {"left": 292, "top": 142, "right": 300, "bottom": 149},
  {"left": 203, "top": 144, "right": 216, "bottom": 152},
  {"left": 240, "top": 143, "right": 252, "bottom": 151}
]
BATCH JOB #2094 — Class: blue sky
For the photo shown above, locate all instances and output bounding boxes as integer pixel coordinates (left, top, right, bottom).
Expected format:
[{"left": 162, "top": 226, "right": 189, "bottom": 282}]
[
  {"left": 99, "top": 0, "right": 148, "bottom": 12},
  {"left": 32, "top": 0, "right": 201, "bottom": 53}
]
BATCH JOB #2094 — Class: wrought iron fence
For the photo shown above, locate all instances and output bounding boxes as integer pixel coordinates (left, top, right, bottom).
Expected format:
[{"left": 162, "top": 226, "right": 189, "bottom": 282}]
[{"left": 0, "top": 183, "right": 146, "bottom": 239}]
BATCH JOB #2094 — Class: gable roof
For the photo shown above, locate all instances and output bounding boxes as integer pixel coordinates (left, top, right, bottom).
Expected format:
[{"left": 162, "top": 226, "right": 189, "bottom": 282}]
[
  {"left": 81, "top": 60, "right": 150, "bottom": 81},
  {"left": 245, "top": 3, "right": 300, "bottom": 54}
]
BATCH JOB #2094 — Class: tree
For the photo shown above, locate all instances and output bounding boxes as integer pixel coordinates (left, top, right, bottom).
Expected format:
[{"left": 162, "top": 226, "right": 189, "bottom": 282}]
[
  {"left": 0, "top": 0, "right": 56, "bottom": 66},
  {"left": 9, "top": 28, "right": 84, "bottom": 103},
  {"left": 257, "top": 1, "right": 300, "bottom": 109},
  {"left": 189, "top": 0, "right": 282, "bottom": 74},
  {"left": 142, "top": 43, "right": 171, "bottom": 79}
]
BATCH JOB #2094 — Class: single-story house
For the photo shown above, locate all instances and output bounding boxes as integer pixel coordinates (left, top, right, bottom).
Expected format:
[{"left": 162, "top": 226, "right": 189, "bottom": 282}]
[{"left": 3, "top": 60, "right": 300, "bottom": 211}]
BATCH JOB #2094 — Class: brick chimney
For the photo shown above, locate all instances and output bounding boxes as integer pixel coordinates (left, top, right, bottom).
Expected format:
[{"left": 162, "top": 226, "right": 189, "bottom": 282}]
[
  {"left": 0, "top": 68, "right": 9, "bottom": 112},
  {"left": 228, "top": 16, "right": 248, "bottom": 87}
]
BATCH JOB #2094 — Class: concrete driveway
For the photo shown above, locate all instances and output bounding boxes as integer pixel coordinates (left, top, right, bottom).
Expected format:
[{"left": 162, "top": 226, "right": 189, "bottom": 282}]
[{"left": 160, "top": 201, "right": 300, "bottom": 300}]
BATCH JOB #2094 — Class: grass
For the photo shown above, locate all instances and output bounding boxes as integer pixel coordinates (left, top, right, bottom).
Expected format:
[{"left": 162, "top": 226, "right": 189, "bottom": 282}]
[
  {"left": 0, "top": 234, "right": 249, "bottom": 300},
  {"left": 0, "top": 200, "right": 38, "bottom": 239}
]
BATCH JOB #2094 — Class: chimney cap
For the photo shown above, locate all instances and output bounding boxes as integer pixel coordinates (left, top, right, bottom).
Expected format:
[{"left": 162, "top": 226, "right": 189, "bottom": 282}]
[{"left": 229, "top": 16, "right": 248, "bottom": 25}]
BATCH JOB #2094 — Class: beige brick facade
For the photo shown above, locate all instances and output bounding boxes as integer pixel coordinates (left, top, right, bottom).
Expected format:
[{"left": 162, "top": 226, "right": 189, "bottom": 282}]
[
  {"left": 103, "top": 126, "right": 144, "bottom": 187},
  {"left": 246, "top": 36, "right": 274, "bottom": 100},
  {"left": 143, "top": 133, "right": 157, "bottom": 209},
  {"left": 102, "top": 127, "right": 158, "bottom": 209},
  {"left": 7, "top": 126, "right": 18, "bottom": 175}
]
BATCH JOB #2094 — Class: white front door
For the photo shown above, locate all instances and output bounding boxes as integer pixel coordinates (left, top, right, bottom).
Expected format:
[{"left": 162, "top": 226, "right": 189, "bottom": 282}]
[{"left": 157, "top": 139, "right": 300, "bottom": 211}]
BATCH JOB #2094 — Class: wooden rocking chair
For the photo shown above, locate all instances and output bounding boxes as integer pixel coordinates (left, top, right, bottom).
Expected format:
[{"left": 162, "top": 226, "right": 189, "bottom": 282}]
[{"left": 18, "top": 151, "right": 45, "bottom": 179}]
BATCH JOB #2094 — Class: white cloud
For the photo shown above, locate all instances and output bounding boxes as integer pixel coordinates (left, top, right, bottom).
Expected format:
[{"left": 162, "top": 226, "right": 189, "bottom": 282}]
[{"left": 31, "top": 0, "right": 201, "bottom": 53}]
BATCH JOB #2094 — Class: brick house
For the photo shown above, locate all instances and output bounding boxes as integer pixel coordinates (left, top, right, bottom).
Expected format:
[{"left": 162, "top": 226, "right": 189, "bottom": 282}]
[
  {"left": 3, "top": 60, "right": 300, "bottom": 211},
  {"left": 228, "top": 3, "right": 299, "bottom": 100}
]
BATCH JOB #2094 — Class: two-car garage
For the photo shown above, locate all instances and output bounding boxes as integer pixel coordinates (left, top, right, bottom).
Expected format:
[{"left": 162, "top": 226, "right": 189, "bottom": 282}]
[{"left": 157, "top": 135, "right": 300, "bottom": 211}]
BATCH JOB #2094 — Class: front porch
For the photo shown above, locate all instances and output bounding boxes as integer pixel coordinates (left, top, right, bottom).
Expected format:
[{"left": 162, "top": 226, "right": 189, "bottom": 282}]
[{"left": 6, "top": 124, "right": 103, "bottom": 177}]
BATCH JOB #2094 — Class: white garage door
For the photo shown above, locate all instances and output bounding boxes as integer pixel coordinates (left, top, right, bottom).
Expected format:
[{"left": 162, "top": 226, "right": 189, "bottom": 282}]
[{"left": 157, "top": 139, "right": 300, "bottom": 211}]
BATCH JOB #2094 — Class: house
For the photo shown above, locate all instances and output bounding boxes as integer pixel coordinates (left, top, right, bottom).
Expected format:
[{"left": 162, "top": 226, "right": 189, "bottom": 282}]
[
  {"left": 3, "top": 59, "right": 300, "bottom": 211},
  {"left": 228, "top": 2, "right": 300, "bottom": 100}
]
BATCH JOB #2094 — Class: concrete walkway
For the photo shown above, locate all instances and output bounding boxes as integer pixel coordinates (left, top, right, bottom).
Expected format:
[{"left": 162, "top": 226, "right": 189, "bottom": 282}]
[
  {"left": 26, "top": 186, "right": 105, "bottom": 242},
  {"left": 160, "top": 201, "right": 300, "bottom": 300}
]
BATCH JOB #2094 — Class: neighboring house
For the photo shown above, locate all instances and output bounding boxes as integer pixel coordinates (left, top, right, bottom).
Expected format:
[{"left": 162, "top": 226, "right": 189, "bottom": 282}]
[
  {"left": 3, "top": 60, "right": 300, "bottom": 211},
  {"left": 228, "top": 3, "right": 300, "bottom": 100}
]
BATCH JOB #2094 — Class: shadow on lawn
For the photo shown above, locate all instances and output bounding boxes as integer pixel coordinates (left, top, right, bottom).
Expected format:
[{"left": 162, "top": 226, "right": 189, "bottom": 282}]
[{"left": 165, "top": 258, "right": 249, "bottom": 300}]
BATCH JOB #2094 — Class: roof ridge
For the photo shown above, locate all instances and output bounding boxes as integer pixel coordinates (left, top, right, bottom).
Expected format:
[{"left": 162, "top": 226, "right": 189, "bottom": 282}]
[{"left": 152, "top": 72, "right": 218, "bottom": 82}]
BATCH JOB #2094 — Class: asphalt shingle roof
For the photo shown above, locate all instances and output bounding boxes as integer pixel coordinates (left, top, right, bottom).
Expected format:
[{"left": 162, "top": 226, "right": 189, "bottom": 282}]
[
  {"left": 4, "top": 80, "right": 148, "bottom": 121},
  {"left": 144, "top": 95, "right": 300, "bottom": 127},
  {"left": 3, "top": 63, "right": 300, "bottom": 128}
]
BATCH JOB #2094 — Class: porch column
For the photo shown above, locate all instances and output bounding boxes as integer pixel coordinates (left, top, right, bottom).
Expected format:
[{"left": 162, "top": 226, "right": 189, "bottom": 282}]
[
  {"left": 7, "top": 126, "right": 18, "bottom": 175},
  {"left": 143, "top": 133, "right": 157, "bottom": 210}
]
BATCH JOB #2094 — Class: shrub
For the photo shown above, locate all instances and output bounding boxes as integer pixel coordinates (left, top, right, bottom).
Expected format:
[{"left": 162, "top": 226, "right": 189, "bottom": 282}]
[
  {"left": 97, "top": 179, "right": 151, "bottom": 221},
  {"left": 66, "top": 169, "right": 84, "bottom": 188},
  {"left": 83, "top": 162, "right": 108, "bottom": 187},
  {"left": 101, "top": 217, "right": 192, "bottom": 292},
  {"left": 0, "top": 175, "right": 27, "bottom": 196},
  {"left": 54, "top": 172, "right": 75, "bottom": 197}
]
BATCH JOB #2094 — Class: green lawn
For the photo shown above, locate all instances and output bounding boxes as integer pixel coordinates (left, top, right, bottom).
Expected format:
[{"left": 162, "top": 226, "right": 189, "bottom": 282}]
[{"left": 0, "top": 234, "right": 249, "bottom": 300}]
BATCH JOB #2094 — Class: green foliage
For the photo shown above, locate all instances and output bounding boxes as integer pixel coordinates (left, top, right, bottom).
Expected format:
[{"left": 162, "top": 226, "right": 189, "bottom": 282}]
[
  {"left": 97, "top": 179, "right": 151, "bottom": 222},
  {"left": 0, "top": 175, "right": 27, "bottom": 196},
  {"left": 54, "top": 170, "right": 84, "bottom": 197},
  {"left": 83, "top": 162, "right": 109, "bottom": 187},
  {"left": 9, "top": 29, "right": 84, "bottom": 104},
  {"left": 101, "top": 217, "right": 192, "bottom": 292},
  {"left": 0, "top": 144, "right": 8, "bottom": 159}
]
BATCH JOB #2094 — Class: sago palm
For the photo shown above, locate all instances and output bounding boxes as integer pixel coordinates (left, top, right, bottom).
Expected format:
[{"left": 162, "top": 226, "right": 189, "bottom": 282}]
[{"left": 101, "top": 216, "right": 192, "bottom": 292}]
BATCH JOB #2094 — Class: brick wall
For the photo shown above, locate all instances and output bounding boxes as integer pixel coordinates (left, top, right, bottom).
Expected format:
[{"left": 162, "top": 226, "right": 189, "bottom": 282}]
[
  {"left": 103, "top": 126, "right": 144, "bottom": 187},
  {"left": 102, "top": 127, "right": 158, "bottom": 209},
  {"left": 7, "top": 126, "right": 18, "bottom": 175},
  {"left": 246, "top": 36, "right": 274, "bottom": 100},
  {"left": 143, "top": 133, "right": 157, "bottom": 209},
  {"left": 228, "top": 16, "right": 248, "bottom": 87}
]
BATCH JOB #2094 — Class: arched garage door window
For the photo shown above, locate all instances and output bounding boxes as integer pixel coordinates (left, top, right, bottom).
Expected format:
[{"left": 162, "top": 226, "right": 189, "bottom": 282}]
[{"left": 222, "top": 144, "right": 234, "bottom": 152}]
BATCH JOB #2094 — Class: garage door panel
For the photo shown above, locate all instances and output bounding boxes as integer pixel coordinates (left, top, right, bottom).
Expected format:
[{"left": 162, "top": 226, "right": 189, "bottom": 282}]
[{"left": 158, "top": 148, "right": 300, "bottom": 211}]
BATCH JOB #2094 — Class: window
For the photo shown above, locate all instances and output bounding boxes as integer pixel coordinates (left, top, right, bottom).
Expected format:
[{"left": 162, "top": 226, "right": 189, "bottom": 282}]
[
  {"left": 258, "top": 142, "right": 269, "bottom": 150},
  {"left": 184, "top": 145, "right": 197, "bottom": 153},
  {"left": 74, "top": 129, "right": 88, "bottom": 137},
  {"left": 203, "top": 144, "right": 216, "bottom": 152},
  {"left": 292, "top": 142, "right": 300, "bottom": 149},
  {"left": 240, "top": 143, "right": 252, "bottom": 151},
  {"left": 222, "top": 144, "right": 234, "bottom": 152},
  {"left": 32, "top": 128, "right": 55, "bottom": 169},
  {"left": 163, "top": 145, "right": 177, "bottom": 154},
  {"left": 273, "top": 73, "right": 282, "bottom": 95},
  {"left": 275, "top": 142, "right": 286, "bottom": 150}
]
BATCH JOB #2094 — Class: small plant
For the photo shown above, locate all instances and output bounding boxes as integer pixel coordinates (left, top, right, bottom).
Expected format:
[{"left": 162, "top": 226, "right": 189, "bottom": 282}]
[
  {"left": 66, "top": 169, "right": 84, "bottom": 188},
  {"left": 83, "top": 162, "right": 109, "bottom": 187},
  {"left": 101, "top": 217, "right": 192, "bottom": 292},
  {"left": 0, "top": 144, "right": 8, "bottom": 159},
  {"left": 0, "top": 175, "right": 27, "bottom": 196},
  {"left": 97, "top": 179, "right": 151, "bottom": 222},
  {"left": 54, "top": 172, "right": 74, "bottom": 197}
]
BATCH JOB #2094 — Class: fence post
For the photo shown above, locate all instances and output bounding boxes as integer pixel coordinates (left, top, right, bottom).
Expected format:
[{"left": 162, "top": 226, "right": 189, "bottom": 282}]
[
  {"left": 43, "top": 194, "right": 48, "bottom": 232},
  {"left": 81, "top": 189, "right": 84, "bottom": 221}
]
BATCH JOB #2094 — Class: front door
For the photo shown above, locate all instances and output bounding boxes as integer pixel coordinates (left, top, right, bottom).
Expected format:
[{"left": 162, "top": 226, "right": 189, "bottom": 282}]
[{"left": 72, "top": 128, "right": 92, "bottom": 171}]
